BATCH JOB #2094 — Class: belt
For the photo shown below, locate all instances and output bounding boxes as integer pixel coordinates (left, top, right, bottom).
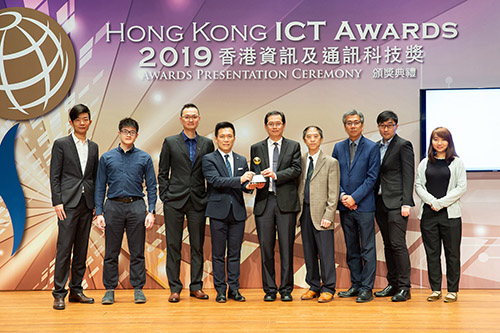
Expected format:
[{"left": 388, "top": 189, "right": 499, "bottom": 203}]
[{"left": 109, "top": 197, "right": 142, "bottom": 203}]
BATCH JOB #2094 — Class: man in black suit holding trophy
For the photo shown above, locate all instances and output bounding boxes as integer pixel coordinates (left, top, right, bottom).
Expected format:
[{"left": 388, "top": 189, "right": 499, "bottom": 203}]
[{"left": 250, "top": 111, "right": 301, "bottom": 302}]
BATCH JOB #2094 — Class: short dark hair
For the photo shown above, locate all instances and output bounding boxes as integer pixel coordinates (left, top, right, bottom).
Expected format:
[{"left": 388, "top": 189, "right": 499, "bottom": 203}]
[
  {"left": 342, "top": 109, "right": 364, "bottom": 124},
  {"left": 215, "top": 121, "right": 235, "bottom": 137},
  {"left": 302, "top": 125, "right": 323, "bottom": 139},
  {"left": 119, "top": 117, "right": 139, "bottom": 132},
  {"left": 264, "top": 110, "right": 285, "bottom": 125},
  {"left": 180, "top": 103, "right": 199, "bottom": 117},
  {"left": 377, "top": 110, "right": 398, "bottom": 124},
  {"left": 427, "top": 127, "right": 458, "bottom": 163},
  {"left": 69, "top": 104, "right": 91, "bottom": 122}
]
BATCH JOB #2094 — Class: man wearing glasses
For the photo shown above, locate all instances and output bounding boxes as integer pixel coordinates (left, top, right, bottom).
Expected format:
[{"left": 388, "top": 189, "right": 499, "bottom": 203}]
[
  {"left": 250, "top": 111, "right": 301, "bottom": 302},
  {"left": 158, "top": 104, "right": 214, "bottom": 302},
  {"left": 95, "top": 118, "right": 157, "bottom": 305},
  {"left": 332, "top": 110, "right": 380, "bottom": 303},
  {"left": 373, "top": 110, "right": 415, "bottom": 302}
]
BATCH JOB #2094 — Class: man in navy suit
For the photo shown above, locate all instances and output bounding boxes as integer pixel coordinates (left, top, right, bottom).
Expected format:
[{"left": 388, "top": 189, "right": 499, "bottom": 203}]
[
  {"left": 332, "top": 110, "right": 380, "bottom": 303},
  {"left": 202, "top": 122, "right": 257, "bottom": 303}
]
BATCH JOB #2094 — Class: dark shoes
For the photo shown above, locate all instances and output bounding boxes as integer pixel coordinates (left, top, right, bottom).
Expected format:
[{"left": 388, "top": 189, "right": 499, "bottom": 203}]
[
  {"left": 101, "top": 290, "right": 115, "bottom": 305},
  {"left": 228, "top": 290, "right": 245, "bottom": 302},
  {"left": 190, "top": 289, "right": 209, "bottom": 300},
  {"left": 216, "top": 291, "right": 227, "bottom": 303},
  {"left": 356, "top": 290, "right": 374, "bottom": 303},
  {"left": 281, "top": 292, "right": 293, "bottom": 302},
  {"left": 338, "top": 287, "right": 359, "bottom": 298},
  {"left": 134, "top": 289, "right": 147, "bottom": 304},
  {"left": 68, "top": 291, "right": 94, "bottom": 303},
  {"left": 391, "top": 289, "right": 411, "bottom": 302},
  {"left": 264, "top": 293, "right": 277, "bottom": 302},
  {"left": 374, "top": 285, "right": 397, "bottom": 297},
  {"left": 169, "top": 292, "right": 180, "bottom": 303},
  {"left": 53, "top": 297, "right": 65, "bottom": 310}
]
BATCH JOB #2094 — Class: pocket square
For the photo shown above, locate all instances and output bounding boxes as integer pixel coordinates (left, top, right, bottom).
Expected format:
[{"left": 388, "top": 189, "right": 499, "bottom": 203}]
[{"left": 238, "top": 167, "right": 243, "bottom": 170}]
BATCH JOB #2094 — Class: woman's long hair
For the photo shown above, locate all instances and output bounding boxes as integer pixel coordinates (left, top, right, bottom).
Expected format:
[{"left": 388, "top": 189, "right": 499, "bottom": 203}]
[{"left": 427, "top": 127, "right": 458, "bottom": 163}]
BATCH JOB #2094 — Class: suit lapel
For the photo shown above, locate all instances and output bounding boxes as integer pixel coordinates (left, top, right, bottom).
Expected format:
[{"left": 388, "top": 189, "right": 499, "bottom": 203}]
[
  {"left": 311, "top": 151, "right": 325, "bottom": 181},
  {"left": 277, "top": 138, "right": 287, "bottom": 170},
  {"left": 68, "top": 135, "right": 83, "bottom": 177},
  {"left": 350, "top": 136, "right": 364, "bottom": 169},
  {"left": 193, "top": 137, "right": 205, "bottom": 165},
  {"left": 214, "top": 151, "right": 230, "bottom": 176},
  {"left": 381, "top": 134, "right": 397, "bottom": 166},
  {"left": 175, "top": 133, "right": 192, "bottom": 165},
  {"left": 260, "top": 140, "right": 269, "bottom": 169},
  {"left": 82, "top": 141, "right": 95, "bottom": 176},
  {"left": 301, "top": 154, "right": 308, "bottom": 183}
]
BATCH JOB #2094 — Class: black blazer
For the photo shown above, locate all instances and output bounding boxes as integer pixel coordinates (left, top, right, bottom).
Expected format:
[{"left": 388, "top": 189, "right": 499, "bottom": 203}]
[
  {"left": 50, "top": 135, "right": 99, "bottom": 210},
  {"left": 158, "top": 133, "right": 214, "bottom": 210},
  {"left": 250, "top": 137, "right": 301, "bottom": 216},
  {"left": 375, "top": 134, "right": 415, "bottom": 209},
  {"left": 202, "top": 151, "right": 251, "bottom": 221}
]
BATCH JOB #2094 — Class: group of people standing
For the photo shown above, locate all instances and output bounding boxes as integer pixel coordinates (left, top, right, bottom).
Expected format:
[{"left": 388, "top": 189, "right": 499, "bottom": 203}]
[{"left": 49, "top": 103, "right": 466, "bottom": 310}]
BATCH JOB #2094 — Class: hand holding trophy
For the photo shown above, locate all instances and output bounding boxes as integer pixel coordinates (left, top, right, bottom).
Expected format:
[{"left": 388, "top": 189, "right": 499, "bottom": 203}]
[{"left": 251, "top": 157, "right": 267, "bottom": 184}]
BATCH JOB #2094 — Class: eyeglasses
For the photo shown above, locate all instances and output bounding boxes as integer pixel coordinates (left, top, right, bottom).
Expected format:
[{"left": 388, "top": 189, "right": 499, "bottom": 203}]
[
  {"left": 267, "top": 122, "right": 283, "bottom": 128},
  {"left": 120, "top": 129, "right": 137, "bottom": 136},
  {"left": 378, "top": 124, "right": 396, "bottom": 129},
  {"left": 182, "top": 115, "right": 199, "bottom": 120},
  {"left": 345, "top": 121, "right": 362, "bottom": 127}
]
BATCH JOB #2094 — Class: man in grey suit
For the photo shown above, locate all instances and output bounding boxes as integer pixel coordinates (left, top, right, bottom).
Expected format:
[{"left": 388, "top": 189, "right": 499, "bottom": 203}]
[
  {"left": 158, "top": 103, "right": 215, "bottom": 302},
  {"left": 297, "top": 126, "right": 340, "bottom": 303},
  {"left": 250, "top": 110, "right": 301, "bottom": 302},
  {"left": 202, "top": 121, "right": 257, "bottom": 303},
  {"left": 374, "top": 110, "right": 415, "bottom": 302},
  {"left": 50, "top": 104, "right": 98, "bottom": 310}
]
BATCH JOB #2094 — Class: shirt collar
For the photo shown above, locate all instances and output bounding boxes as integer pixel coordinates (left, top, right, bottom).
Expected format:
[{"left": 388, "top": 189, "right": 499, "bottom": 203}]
[
  {"left": 71, "top": 132, "right": 88, "bottom": 144},
  {"left": 381, "top": 135, "right": 394, "bottom": 146},
  {"left": 349, "top": 136, "right": 362, "bottom": 146},
  {"left": 268, "top": 137, "right": 283, "bottom": 147},
  {"left": 218, "top": 149, "right": 233, "bottom": 159},
  {"left": 118, "top": 143, "right": 135, "bottom": 153},
  {"left": 182, "top": 130, "right": 198, "bottom": 142}
]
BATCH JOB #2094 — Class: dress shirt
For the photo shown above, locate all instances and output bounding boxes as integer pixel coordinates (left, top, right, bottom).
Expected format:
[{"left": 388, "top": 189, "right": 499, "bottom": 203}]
[
  {"left": 71, "top": 132, "right": 88, "bottom": 175},
  {"left": 95, "top": 144, "right": 157, "bottom": 215},
  {"left": 306, "top": 150, "right": 320, "bottom": 171},
  {"left": 267, "top": 137, "right": 282, "bottom": 191},
  {"left": 182, "top": 130, "right": 198, "bottom": 165},
  {"left": 218, "top": 149, "right": 234, "bottom": 176},
  {"left": 378, "top": 136, "right": 393, "bottom": 195}
]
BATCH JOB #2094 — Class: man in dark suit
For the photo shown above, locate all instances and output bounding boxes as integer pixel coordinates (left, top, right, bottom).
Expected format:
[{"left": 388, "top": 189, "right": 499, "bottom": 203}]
[
  {"left": 202, "top": 122, "right": 257, "bottom": 303},
  {"left": 373, "top": 110, "right": 415, "bottom": 302},
  {"left": 50, "top": 104, "right": 98, "bottom": 310},
  {"left": 332, "top": 109, "right": 380, "bottom": 303},
  {"left": 250, "top": 110, "right": 301, "bottom": 302},
  {"left": 158, "top": 103, "right": 215, "bottom": 302}
]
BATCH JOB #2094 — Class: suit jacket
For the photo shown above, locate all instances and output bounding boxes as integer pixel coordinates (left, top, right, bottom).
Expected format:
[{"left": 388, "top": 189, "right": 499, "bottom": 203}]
[
  {"left": 375, "top": 134, "right": 415, "bottom": 209},
  {"left": 158, "top": 133, "right": 215, "bottom": 210},
  {"left": 297, "top": 150, "right": 340, "bottom": 230},
  {"left": 202, "top": 151, "right": 251, "bottom": 221},
  {"left": 332, "top": 135, "right": 380, "bottom": 212},
  {"left": 50, "top": 135, "right": 99, "bottom": 210},
  {"left": 250, "top": 137, "right": 301, "bottom": 216}
]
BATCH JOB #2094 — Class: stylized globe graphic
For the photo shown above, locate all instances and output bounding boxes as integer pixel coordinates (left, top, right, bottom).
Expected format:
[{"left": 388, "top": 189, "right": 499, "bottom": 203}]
[{"left": 0, "top": 7, "right": 76, "bottom": 120}]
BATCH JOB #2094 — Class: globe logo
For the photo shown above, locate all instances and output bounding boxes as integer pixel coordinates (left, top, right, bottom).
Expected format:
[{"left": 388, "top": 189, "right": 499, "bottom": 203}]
[{"left": 0, "top": 7, "right": 76, "bottom": 120}]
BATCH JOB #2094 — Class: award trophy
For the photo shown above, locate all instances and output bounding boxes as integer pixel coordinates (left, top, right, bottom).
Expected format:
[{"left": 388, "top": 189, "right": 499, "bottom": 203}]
[{"left": 251, "top": 157, "right": 267, "bottom": 184}]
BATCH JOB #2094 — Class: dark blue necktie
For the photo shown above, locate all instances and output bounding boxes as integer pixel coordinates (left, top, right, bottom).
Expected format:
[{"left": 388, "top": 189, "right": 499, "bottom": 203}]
[
  {"left": 304, "top": 156, "right": 314, "bottom": 203},
  {"left": 225, "top": 154, "right": 232, "bottom": 177},
  {"left": 272, "top": 142, "right": 279, "bottom": 192}
]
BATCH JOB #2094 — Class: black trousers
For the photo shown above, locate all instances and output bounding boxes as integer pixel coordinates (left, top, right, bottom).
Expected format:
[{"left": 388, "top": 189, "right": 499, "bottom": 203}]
[
  {"left": 210, "top": 208, "right": 245, "bottom": 293},
  {"left": 375, "top": 196, "right": 411, "bottom": 290},
  {"left": 53, "top": 196, "right": 92, "bottom": 298},
  {"left": 420, "top": 206, "right": 462, "bottom": 292},
  {"left": 339, "top": 210, "right": 376, "bottom": 292},
  {"left": 255, "top": 194, "right": 296, "bottom": 295},
  {"left": 103, "top": 199, "right": 146, "bottom": 290},
  {"left": 300, "top": 203, "right": 336, "bottom": 294},
  {"left": 164, "top": 199, "right": 206, "bottom": 293}
]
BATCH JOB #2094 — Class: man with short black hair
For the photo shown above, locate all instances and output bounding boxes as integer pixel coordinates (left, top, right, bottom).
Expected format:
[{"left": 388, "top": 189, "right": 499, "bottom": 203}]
[
  {"left": 374, "top": 110, "right": 415, "bottom": 302},
  {"left": 202, "top": 121, "right": 257, "bottom": 303},
  {"left": 95, "top": 117, "right": 157, "bottom": 305},
  {"left": 250, "top": 110, "right": 301, "bottom": 302},
  {"left": 50, "top": 104, "right": 99, "bottom": 310},
  {"left": 158, "top": 104, "right": 214, "bottom": 303}
]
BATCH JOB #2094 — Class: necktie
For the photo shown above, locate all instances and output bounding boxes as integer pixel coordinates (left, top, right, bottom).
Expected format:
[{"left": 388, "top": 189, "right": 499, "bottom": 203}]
[
  {"left": 350, "top": 142, "right": 356, "bottom": 167},
  {"left": 272, "top": 142, "right": 279, "bottom": 192},
  {"left": 224, "top": 154, "right": 232, "bottom": 177},
  {"left": 304, "top": 156, "right": 314, "bottom": 203}
]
